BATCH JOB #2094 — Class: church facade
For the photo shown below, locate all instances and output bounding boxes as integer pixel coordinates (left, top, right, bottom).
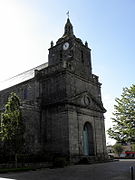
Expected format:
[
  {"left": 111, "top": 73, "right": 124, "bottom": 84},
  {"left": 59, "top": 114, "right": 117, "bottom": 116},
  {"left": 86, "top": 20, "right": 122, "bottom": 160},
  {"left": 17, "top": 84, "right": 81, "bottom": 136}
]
[{"left": 0, "top": 19, "right": 107, "bottom": 161}]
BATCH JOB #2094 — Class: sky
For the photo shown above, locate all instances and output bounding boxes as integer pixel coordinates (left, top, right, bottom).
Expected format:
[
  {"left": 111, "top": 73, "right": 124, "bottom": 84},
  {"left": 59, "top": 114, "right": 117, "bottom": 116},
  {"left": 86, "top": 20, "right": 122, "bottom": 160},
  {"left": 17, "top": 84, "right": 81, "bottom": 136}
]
[{"left": 0, "top": 0, "right": 134, "bottom": 145}]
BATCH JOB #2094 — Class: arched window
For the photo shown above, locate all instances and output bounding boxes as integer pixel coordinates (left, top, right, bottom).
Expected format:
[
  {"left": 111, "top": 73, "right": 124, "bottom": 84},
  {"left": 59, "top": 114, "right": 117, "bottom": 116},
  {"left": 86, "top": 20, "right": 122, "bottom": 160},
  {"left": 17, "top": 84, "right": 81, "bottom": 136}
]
[{"left": 83, "top": 122, "right": 94, "bottom": 156}]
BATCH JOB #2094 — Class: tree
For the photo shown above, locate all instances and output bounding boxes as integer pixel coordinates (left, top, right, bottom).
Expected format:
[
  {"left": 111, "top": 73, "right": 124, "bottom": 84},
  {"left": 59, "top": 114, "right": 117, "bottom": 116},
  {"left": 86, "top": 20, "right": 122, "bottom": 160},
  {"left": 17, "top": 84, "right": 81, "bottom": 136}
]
[
  {"left": 107, "top": 84, "right": 135, "bottom": 143},
  {"left": 0, "top": 92, "right": 24, "bottom": 167},
  {"left": 113, "top": 143, "right": 124, "bottom": 157}
]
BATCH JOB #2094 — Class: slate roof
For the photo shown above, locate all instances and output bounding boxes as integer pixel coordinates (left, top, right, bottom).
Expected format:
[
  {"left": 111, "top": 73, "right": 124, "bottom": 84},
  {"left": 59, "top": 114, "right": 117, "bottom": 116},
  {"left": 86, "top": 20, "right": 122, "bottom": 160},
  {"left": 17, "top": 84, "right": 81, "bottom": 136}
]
[{"left": 0, "top": 63, "right": 48, "bottom": 91}]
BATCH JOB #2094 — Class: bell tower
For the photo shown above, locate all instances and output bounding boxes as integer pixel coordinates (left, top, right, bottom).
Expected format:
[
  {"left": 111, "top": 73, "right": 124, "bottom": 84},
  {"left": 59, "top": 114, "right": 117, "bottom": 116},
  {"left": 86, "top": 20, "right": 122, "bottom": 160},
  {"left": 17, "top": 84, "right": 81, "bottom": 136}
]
[
  {"left": 48, "top": 18, "right": 92, "bottom": 78},
  {"left": 38, "top": 18, "right": 107, "bottom": 161}
]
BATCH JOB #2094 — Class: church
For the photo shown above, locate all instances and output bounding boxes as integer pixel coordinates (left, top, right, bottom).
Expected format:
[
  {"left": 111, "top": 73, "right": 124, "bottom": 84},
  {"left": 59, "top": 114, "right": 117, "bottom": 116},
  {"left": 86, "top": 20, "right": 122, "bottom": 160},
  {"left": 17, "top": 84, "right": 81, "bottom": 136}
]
[{"left": 0, "top": 18, "right": 107, "bottom": 161}]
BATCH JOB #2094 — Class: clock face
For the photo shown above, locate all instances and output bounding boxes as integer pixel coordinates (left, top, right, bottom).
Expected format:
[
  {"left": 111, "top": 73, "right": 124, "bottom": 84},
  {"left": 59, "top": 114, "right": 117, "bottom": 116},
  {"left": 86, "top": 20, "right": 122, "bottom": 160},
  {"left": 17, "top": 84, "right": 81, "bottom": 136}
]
[{"left": 63, "top": 42, "right": 69, "bottom": 50}]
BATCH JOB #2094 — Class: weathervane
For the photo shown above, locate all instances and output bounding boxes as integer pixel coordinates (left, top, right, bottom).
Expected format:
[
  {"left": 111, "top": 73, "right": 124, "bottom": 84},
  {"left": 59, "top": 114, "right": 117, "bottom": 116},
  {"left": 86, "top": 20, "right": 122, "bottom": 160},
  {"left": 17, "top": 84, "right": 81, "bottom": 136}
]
[{"left": 66, "top": 11, "right": 70, "bottom": 18}]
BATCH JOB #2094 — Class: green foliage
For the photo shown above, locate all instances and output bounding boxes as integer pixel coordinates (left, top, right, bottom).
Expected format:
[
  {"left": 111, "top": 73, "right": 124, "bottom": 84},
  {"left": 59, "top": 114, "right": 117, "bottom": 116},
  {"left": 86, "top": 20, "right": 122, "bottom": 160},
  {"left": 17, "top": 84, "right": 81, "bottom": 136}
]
[
  {"left": 107, "top": 84, "right": 135, "bottom": 143},
  {"left": 113, "top": 143, "right": 124, "bottom": 157},
  {"left": 0, "top": 92, "right": 24, "bottom": 154}
]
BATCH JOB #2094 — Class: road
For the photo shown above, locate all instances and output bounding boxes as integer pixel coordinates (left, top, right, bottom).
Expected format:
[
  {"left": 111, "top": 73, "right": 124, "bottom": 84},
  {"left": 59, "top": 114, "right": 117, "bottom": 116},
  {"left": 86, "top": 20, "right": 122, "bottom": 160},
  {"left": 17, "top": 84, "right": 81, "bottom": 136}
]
[{"left": 0, "top": 160, "right": 135, "bottom": 180}]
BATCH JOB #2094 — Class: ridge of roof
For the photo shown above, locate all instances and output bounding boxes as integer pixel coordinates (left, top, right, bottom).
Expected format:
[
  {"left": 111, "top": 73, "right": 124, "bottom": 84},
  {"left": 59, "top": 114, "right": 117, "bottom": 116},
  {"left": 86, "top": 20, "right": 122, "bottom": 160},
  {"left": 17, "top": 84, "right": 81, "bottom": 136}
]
[{"left": 0, "top": 62, "right": 48, "bottom": 91}]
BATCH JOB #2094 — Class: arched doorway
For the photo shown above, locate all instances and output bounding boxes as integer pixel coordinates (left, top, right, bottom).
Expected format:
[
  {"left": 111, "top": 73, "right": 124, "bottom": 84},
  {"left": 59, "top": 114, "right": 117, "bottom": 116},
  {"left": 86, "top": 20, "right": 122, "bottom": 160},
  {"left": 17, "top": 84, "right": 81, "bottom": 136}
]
[{"left": 83, "top": 122, "right": 94, "bottom": 156}]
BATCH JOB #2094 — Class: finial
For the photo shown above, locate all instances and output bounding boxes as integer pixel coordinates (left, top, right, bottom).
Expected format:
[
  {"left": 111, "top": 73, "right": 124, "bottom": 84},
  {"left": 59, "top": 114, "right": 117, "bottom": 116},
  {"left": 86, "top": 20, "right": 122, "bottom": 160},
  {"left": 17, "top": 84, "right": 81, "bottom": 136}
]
[
  {"left": 85, "top": 41, "right": 88, "bottom": 47},
  {"left": 50, "top": 41, "right": 54, "bottom": 48},
  {"left": 66, "top": 11, "right": 70, "bottom": 19}
]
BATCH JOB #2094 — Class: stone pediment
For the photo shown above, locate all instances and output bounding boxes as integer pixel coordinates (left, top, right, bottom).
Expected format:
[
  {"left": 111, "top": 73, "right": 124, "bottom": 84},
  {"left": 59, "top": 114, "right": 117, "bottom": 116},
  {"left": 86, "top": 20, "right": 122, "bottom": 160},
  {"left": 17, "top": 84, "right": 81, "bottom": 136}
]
[{"left": 68, "top": 91, "right": 106, "bottom": 113}]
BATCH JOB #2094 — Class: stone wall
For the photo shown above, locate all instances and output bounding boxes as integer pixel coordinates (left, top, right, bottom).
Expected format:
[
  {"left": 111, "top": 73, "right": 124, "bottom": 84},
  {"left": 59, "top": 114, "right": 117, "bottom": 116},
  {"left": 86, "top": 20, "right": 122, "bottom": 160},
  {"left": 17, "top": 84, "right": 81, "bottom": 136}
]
[
  {"left": 0, "top": 77, "right": 42, "bottom": 154},
  {"left": 41, "top": 105, "right": 69, "bottom": 156},
  {"left": 67, "top": 104, "right": 107, "bottom": 158}
]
